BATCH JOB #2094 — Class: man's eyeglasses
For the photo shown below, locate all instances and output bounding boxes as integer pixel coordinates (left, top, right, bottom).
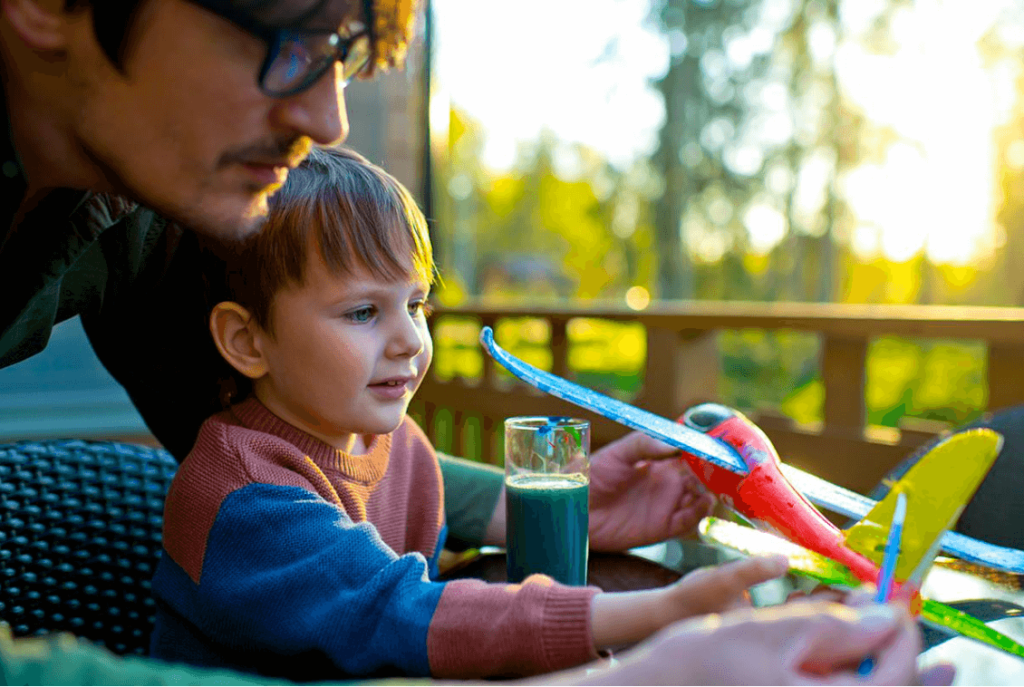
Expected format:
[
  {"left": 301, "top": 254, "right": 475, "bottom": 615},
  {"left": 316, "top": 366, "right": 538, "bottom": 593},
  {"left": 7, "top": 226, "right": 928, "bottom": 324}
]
[
  {"left": 188, "top": 0, "right": 374, "bottom": 98},
  {"left": 259, "top": 28, "right": 372, "bottom": 97}
]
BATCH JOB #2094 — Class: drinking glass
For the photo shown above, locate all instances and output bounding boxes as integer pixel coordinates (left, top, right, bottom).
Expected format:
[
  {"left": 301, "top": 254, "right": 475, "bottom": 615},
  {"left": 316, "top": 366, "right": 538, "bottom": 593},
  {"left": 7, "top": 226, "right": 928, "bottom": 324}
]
[{"left": 504, "top": 417, "right": 590, "bottom": 586}]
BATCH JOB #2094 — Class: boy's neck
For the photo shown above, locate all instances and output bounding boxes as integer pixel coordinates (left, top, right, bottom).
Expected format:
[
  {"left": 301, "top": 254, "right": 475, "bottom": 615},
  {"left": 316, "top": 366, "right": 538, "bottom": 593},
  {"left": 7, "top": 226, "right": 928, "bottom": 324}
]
[
  {"left": 248, "top": 390, "right": 376, "bottom": 456},
  {"left": 345, "top": 434, "right": 372, "bottom": 456}
]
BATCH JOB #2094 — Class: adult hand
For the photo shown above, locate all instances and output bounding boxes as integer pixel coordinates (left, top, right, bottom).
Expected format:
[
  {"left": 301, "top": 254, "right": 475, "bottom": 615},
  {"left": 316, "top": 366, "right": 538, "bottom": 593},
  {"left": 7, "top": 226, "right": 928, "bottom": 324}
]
[
  {"left": 569, "top": 601, "right": 956, "bottom": 686},
  {"left": 588, "top": 429, "right": 715, "bottom": 551}
]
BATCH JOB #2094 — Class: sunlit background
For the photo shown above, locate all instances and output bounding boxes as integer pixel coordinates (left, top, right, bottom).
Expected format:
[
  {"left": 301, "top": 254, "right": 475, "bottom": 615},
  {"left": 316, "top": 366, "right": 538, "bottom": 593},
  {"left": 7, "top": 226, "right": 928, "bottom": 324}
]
[
  {"left": 425, "top": 0, "right": 1024, "bottom": 431},
  {"left": 432, "top": 0, "right": 1024, "bottom": 305}
]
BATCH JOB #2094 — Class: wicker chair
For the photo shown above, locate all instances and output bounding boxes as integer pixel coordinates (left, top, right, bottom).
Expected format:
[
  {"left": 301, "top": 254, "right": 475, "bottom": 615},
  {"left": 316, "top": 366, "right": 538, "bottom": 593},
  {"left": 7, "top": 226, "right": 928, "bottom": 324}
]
[{"left": 0, "top": 439, "right": 177, "bottom": 656}]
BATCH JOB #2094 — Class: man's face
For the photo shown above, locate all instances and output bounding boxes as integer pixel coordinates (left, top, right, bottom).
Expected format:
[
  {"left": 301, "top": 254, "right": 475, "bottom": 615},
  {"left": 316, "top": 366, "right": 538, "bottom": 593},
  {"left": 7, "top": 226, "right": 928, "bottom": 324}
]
[
  {"left": 65, "top": 0, "right": 359, "bottom": 239},
  {"left": 252, "top": 250, "right": 434, "bottom": 449}
]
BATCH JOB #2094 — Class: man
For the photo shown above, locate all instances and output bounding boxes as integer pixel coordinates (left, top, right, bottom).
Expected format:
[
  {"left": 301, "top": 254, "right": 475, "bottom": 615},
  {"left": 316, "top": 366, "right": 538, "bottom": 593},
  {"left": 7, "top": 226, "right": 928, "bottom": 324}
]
[{"left": 0, "top": 0, "right": 949, "bottom": 682}]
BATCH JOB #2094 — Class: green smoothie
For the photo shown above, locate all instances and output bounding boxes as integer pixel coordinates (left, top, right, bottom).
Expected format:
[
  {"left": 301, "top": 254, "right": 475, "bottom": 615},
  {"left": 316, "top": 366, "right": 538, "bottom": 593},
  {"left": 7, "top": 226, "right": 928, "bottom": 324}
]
[{"left": 505, "top": 473, "right": 589, "bottom": 586}]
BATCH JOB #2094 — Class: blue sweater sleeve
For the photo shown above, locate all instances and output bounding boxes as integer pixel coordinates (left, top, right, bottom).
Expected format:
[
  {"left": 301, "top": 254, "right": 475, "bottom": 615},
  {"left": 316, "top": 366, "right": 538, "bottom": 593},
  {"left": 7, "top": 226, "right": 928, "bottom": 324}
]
[{"left": 152, "top": 484, "right": 445, "bottom": 677}]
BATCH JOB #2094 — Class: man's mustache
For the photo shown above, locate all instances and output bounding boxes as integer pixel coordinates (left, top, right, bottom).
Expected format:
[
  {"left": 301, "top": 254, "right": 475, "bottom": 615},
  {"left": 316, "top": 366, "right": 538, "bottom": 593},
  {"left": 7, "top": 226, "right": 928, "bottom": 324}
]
[{"left": 219, "top": 137, "right": 314, "bottom": 169}]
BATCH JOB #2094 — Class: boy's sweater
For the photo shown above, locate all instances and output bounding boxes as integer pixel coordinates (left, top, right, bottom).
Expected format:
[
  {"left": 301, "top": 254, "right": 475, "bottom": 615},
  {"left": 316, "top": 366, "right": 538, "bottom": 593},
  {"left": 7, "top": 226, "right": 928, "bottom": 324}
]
[{"left": 149, "top": 398, "right": 599, "bottom": 680}]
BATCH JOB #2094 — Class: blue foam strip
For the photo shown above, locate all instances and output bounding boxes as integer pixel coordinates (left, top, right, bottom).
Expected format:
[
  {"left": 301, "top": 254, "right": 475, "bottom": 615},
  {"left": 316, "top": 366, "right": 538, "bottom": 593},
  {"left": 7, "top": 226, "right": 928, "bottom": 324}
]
[{"left": 479, "top": 326, "right": 747, "bottom": 474}]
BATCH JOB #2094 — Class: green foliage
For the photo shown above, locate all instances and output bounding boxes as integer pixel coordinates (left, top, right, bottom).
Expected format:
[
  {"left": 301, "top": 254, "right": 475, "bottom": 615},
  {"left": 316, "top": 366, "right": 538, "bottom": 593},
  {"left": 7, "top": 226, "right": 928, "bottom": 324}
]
[
  {"left": 431, "top": 316, "right": 645, "bottom": 396},
  {"left": 430, "top": 316, "right": 483, "bottom": 382},
  {"left": 718, "top": 329, "right": 820, "bottom": 419},
  {"left": 866, "top": 338, "right": 986, "bottom": 427}
]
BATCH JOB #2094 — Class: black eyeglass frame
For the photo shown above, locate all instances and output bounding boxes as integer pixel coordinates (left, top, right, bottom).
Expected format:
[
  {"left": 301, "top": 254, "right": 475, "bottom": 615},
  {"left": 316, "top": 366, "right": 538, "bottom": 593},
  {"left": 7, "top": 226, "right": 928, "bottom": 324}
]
[{"left": 186, "top": 0, "right": 377, "bottom": 98}]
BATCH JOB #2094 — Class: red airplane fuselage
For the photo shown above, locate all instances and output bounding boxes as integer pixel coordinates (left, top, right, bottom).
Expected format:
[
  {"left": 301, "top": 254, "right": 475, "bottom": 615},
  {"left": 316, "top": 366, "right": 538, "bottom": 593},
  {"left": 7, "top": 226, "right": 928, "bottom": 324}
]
[{"left": 677, "top": 405, "right": 917, "bottom": 604}]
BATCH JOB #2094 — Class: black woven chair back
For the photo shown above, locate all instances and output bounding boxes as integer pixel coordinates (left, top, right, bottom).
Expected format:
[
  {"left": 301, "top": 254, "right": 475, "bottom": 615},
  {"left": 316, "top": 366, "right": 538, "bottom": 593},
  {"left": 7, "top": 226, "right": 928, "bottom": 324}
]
[
  {"left": 0, "top": 439, "right": 177, "bottom": 655},
  {"left": 866, "top": 405, "right": 1024, "bottom": 550}
]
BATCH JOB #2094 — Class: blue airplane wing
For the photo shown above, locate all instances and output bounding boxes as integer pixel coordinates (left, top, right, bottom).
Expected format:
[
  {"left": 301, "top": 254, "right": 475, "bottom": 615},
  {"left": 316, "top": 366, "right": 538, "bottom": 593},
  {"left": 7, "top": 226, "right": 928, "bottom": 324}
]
[
  {"left": 479, "top": 327, "right": 747, "bottom": 474},
  {"left": 780, "top": 463, "right": 1024, "bottom": 574}
]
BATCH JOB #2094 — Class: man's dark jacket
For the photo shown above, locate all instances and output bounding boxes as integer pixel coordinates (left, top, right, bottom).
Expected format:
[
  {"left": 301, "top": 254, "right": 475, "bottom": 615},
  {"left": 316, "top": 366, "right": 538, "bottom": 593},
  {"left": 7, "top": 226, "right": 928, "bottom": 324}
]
[{"left": 0, "top": 93, "right": 230, "bottom": 460}]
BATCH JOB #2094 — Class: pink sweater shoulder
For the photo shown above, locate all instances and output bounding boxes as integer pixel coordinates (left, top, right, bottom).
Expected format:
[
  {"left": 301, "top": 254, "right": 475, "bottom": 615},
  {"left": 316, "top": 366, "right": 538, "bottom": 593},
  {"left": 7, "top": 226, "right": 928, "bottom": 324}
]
[{"left": 162, "top": 410, "right": 328, "bottom": 584}]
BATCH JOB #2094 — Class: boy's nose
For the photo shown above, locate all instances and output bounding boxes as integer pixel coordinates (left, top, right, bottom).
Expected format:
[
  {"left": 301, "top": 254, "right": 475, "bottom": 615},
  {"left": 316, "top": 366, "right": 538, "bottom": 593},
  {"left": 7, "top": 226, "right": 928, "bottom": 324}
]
[{"left": 388, "top": 317, "right": 426, "bottom": 359}]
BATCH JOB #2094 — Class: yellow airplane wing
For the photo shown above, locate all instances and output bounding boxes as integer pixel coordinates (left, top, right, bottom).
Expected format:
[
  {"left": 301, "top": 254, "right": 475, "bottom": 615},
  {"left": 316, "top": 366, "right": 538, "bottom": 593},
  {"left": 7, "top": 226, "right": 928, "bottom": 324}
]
[{"left": 844, "top": 428, "right": 1002, "bottom": 585}]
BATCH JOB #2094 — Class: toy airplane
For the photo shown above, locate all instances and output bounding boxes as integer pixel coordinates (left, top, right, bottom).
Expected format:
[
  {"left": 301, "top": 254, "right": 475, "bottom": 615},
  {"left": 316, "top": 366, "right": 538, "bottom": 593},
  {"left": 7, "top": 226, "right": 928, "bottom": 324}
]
[
  {"left": 478, "top": 326, "right": 1024, "bottom": 659},
  {"left": 689, "top": 417, "right": 1024, "bottom": 660},
  {"left": 675, "top": 402, "right": 996, "bottom": 605},
  {"left": 478, "top": 326, "right": 1024, "bottom": 574}
]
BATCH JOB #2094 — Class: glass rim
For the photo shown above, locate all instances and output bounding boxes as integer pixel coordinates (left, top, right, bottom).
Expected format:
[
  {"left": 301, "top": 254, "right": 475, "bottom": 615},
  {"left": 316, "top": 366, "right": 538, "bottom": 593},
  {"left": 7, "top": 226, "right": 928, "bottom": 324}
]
[{"left": 504, "top": 416, "right": 590, "bottom": 431}]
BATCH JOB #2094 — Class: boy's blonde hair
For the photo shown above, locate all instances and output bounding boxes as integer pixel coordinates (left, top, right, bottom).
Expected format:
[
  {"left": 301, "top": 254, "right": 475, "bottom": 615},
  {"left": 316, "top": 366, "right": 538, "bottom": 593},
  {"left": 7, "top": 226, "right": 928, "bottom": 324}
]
[{"left": 226, "top": 146, "right": 435, "bottom": 333}]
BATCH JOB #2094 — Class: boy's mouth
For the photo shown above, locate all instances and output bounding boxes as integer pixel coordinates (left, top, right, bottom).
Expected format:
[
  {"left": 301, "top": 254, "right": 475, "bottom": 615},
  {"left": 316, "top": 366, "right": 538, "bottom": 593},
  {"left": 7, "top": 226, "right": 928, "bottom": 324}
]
[
  {"left": 369, "top": 376, "right": 415, "bottom": 387},
  {"left": 368, "top": 376, "right": 415, "bottom": 399}
]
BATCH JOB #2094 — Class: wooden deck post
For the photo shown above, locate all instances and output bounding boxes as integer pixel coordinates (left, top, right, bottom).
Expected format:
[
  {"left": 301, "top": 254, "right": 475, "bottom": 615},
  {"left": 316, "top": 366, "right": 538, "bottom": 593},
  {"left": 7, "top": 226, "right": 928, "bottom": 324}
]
[
  {"left": 987, "top": 343, "right": 1024, "bottom": 412},
  {"left": 642, "top": 326, "right": 720, "bottom": 419},
  {"left": 822, "top": 335, "right": 867, "bottom": 433}
]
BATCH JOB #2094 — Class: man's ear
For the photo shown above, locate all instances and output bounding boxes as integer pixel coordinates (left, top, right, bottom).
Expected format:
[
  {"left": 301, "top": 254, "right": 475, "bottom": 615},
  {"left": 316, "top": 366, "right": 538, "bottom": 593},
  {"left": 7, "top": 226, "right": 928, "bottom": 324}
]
[
  {"left": 209, "top": 302, "right": 269, "bottom": 380},
  {"left": 1, "top": 0, "right": 69, "bottom": 51}
]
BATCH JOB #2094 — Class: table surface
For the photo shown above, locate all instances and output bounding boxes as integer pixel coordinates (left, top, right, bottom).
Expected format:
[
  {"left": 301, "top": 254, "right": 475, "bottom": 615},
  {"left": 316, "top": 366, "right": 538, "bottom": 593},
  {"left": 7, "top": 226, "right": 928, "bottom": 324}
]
[
  {"left": 439, "top": 549, "right": 683, "bottom": 591},
  {"left": 440, "top": 543, "right": 1024, "bottom": 685},
  {"left": 918, "top": 563, "right": 1024, "bottom": 685}
]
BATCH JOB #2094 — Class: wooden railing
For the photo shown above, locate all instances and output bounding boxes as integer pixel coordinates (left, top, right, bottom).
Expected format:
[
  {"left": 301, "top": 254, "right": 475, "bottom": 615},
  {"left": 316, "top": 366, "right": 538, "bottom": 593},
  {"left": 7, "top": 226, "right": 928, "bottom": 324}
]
[{"left": 414, "top": 301, "right": 1024, "bottom": 495}]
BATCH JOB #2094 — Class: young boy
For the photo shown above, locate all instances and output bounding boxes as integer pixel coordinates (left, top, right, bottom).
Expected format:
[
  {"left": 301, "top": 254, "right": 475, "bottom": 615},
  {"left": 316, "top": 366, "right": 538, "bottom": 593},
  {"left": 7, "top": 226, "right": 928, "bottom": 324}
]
[{"left": 148, "top": 147, "right": 786, "bottom": 681}]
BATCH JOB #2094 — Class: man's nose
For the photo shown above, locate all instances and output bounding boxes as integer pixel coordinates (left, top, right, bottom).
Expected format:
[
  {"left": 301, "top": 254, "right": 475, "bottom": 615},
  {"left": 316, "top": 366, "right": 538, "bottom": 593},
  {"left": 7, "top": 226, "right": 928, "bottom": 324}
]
[{"left": 270, "top": 62, "right": 350, "bottom": 145}]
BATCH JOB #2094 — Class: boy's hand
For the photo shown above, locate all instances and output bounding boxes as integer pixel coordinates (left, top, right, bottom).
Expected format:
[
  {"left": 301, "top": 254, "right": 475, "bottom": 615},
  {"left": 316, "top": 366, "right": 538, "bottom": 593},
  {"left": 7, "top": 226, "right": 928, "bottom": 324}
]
[
  {"left": 590, "top": 555, "right": 788, "bottom": 649},
  {"left": 588, "top": 430, "right": 715, "bottom": 552},
  {"left": 656, "top": 554, "right": 789, "bottom": 620}
]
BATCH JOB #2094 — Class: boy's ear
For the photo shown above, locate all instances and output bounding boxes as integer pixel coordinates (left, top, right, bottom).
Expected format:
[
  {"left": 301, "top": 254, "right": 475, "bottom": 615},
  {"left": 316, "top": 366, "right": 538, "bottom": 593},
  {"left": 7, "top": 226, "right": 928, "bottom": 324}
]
[
  {"left": 1, "top": 0, "right": 70, "bottom": 51},
  {"left": 209, "top": 302, "right": 269, "bottom": 380}
]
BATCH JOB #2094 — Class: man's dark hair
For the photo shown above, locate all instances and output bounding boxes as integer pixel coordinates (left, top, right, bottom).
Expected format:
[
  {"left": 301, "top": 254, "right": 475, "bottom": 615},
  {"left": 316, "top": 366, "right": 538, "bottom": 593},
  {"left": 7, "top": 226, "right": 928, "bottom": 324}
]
[{"left": 65, "top": 0, "right": 141, "bottom": 67}]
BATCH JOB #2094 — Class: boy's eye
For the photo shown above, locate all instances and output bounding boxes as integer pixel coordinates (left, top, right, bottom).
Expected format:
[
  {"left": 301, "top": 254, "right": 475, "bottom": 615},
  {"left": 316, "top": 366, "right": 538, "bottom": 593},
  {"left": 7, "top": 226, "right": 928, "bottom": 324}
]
[
  {"left": 410, "top": 300, "right": 434, "bottom": 318},
  {"left": 345, "top": 306, "right": 376, "bottom": 323}
]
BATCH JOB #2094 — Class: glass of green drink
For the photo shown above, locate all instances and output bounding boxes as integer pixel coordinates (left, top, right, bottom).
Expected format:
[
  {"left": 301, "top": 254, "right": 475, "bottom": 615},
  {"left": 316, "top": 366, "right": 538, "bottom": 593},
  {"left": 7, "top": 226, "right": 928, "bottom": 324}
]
[{"left": 504, "top": 416, "right": 590, "bottom": 586}]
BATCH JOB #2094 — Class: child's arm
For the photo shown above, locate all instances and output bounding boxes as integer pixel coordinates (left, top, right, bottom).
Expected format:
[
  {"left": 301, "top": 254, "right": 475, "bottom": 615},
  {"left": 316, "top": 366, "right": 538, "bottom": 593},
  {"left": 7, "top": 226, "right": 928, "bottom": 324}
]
[
  {"left": 589, "top": 555, "right": 789, "bottom": 649},
  {"left": 155, "top": 481, "right": 600, "bottom": 680}
]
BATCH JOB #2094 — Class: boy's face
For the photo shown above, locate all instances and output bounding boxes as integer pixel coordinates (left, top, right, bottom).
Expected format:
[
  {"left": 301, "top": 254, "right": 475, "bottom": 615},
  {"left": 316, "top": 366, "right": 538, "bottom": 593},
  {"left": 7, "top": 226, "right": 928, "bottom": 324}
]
[
  {"left": 65, "top": 0, "right": 359, "bottom": 240},
  {"left": 253, "top": 249, "right": 433, "bottom": 449}
]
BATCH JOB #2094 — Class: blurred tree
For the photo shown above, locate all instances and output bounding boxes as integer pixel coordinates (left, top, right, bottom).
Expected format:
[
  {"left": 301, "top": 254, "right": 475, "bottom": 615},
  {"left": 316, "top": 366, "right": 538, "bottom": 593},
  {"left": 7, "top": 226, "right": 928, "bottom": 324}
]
[
  {"left": 650, "top": 0, "right": 748, "bottom": 300},
  {"left": 430, "top": 0, "right": 1023, "bottom": 432}
]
